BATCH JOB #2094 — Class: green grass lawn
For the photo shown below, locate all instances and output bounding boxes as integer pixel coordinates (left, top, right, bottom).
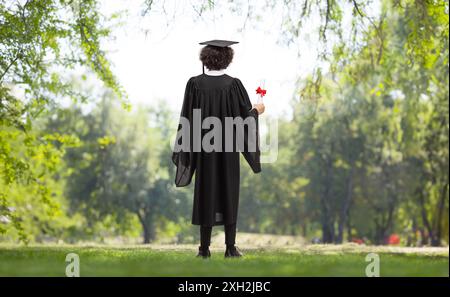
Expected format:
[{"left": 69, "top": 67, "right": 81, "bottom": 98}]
[{"left": 0, "top": 245, "right": 448, "bottom": 277}]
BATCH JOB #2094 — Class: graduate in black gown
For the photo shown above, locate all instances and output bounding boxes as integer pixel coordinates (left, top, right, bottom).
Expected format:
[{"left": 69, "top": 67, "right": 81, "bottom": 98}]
[{"left": 172, "top": 40, "right": 265, "bottom": 258}]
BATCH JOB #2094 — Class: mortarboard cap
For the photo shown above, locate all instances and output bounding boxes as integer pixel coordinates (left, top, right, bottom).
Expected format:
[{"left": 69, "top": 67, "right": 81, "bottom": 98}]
[{"left": 199, "top": 40, "right": 239, "bottom": 47}]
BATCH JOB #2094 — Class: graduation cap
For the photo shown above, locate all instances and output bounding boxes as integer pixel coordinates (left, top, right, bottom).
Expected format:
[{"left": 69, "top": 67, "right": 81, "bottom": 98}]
[
  {"left": 199, "top": 40, "right": 239, "bottom": 47},
  {"left": 199, "top": 40, "right": 239, "bottom": 73}
]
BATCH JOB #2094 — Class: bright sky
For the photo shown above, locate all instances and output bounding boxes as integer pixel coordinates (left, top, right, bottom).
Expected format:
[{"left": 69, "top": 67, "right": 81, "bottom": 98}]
[{"left": 100, "top": 1, "right": 321, "bottom": 118}]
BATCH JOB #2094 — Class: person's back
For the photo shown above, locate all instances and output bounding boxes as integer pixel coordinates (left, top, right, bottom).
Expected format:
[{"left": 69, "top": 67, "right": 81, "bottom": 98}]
[{"left": 172, "top": 40, "right": 265, "bottom": 258}]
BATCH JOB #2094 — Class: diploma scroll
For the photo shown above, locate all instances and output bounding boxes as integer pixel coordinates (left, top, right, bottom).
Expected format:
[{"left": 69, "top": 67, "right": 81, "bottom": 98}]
[{"left": 256, "top": 79, "right": 267, "bottom": 104}]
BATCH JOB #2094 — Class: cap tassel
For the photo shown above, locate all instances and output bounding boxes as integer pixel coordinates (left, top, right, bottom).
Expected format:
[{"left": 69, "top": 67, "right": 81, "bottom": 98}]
[{"left": 202, "top": 63, "right": 205, "bottom": 74}]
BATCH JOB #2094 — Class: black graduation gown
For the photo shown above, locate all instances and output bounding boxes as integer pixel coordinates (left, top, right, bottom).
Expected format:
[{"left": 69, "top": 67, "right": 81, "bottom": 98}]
[{"left": 172, "top": 74, "right": 261, "bottom": 226}]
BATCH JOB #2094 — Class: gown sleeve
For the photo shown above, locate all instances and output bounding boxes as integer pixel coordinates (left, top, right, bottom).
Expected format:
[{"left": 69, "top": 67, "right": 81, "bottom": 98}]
[
  {"left": 233, "top": 78, "right": 262, "bottom": 173},
  {"left": 172, "top": 78, "right": 196, "bottom": 187}
]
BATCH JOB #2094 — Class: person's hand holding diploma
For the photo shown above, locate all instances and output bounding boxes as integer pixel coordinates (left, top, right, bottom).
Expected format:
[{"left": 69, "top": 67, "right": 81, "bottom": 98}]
[{"left": 253, "top": 103, "right": 265, "bottom": 115}]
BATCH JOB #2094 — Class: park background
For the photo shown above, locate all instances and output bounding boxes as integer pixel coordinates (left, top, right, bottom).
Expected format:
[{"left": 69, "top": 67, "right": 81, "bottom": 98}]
[{"left": 0, "top": 0, "right": 448, "bottom": 276}]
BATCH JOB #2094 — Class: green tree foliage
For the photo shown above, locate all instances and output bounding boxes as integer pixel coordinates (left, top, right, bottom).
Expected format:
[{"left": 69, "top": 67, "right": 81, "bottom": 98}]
[
  {"left": 219, "top": 0, "right": 448, "bottom": 246},
  {"left": 47, "top": 97, "right": 192, "bottom": 243},
  {"left": 0, "top": 0, "right": 125, "bottom": 241}
]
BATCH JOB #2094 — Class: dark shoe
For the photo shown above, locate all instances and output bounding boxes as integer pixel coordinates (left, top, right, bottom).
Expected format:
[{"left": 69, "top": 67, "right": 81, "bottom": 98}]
[
  {"left": 224, "top": 245, "right": 243, "bottom": 258},
  {"left": 196, "top": 246, "right": 211, "bottom": 258}
]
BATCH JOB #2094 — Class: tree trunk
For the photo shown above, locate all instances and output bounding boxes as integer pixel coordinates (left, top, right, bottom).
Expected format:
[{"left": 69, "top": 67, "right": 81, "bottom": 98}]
[
  {"left": 346, "top": 212, "right": 352, "bottom": 242},
  {"left": 374, "top": 220, "right": 383, "bottom": 245},
  {"left": 418, "top": 189, "right": 433, "bottom": 245},
  {"left": 374, "top": 202, "right": 394, "bottom": 245},
  {"left": 336, "top": 163, "right": 354, "bottom": 243},
  {"left": 320, "top": 181, "right": 335, "bottom": 243},
  {"left": 142, "top": 223, "right": 150, "bottom": 244},
  {"left": 302, "top": 222, "right": 308, "bottom": 237},
  {"left": 137, "top": 211, "right": 156, "bottom": 244},
  {"left": 431, "top": 181, "right": 448, "bottom": 247},
  {"left": 321, "top": 150, "right": 335, "bottom": 244},
  {"left": 321, "top": 221, "right": 334, "bottom": 243},
  {"left": 419, "top": 228, "right": 429, "bottom": 246}
]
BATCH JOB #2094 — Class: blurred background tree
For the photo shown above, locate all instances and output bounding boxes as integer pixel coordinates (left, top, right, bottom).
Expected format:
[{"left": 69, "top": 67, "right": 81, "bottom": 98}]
[{"left": 1, "top": 0, "right": 126, "bottom": 242}]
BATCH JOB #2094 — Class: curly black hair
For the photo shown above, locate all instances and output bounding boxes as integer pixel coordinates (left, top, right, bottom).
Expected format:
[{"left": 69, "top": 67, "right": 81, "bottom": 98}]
[{"left": 199, "top": 45, "right": 234, "bottom": 70}]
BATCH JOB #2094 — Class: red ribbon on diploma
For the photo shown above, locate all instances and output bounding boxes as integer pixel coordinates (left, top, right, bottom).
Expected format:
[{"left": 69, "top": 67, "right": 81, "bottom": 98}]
[{"left": 256, "top": 86, "right": 267, "bottom": 97}]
